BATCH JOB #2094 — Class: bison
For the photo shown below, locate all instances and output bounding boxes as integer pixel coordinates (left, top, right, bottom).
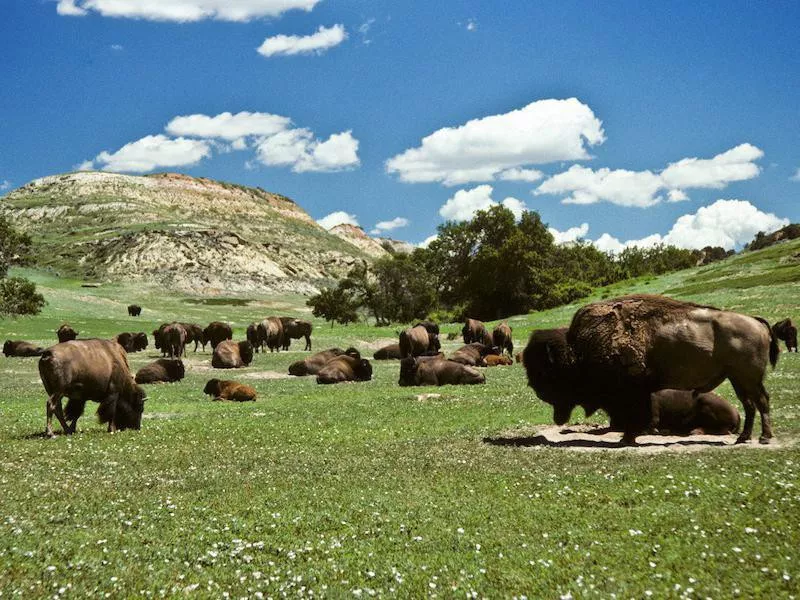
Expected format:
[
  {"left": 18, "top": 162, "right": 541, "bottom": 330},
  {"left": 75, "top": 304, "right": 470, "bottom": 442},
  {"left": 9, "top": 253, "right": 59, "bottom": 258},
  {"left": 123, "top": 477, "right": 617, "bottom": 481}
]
[
  {"left": 115, "top": 332, "right": 148, "bottom": 353},
  {"left": 523, "top": 295, "right": 778, "bottom": 445},
  {"left": 316, "top": 352, "right": 373, "bottom": 384},
  {"left": 373, "top": 343, "right": 403, "bottom": 360},
  {"left": 449, "top": 343, "right": 499, "bottom": 367},
  {"left": 399, "top": 325, "right": 440, "bottom": 358},
  {"left": 288, "top": 347, "right": 351, "bottom": 376},
  {"left": 57, "top": 324, "right": 78, "bottom": 343},
  {"left": 492, "top": 322, "right": 513, "bottom": 356},
  {"left": 161, "top": 323, "right": 187, "bottom": 358},
  {"left": 203, "top": 321, "right": 233, "bottom": 350},
  {"left": 279, "top": 317, "right": 313, "bottom": 351},
  {"left": 462, "top": 318, "right": 491, "bottom": 345},
  {"left": 180, "top": 323, "right": 206, "bottom": 352},
  {"left": 398, "top": 356, "right": 485, "bottom": 386},
  {"left": 38, "top": 339, "right": 146, "bottom": 436},
  {"left": 773, "top": 318, "right": 798, "bottom": 353},
  {"left": 212, "top": 340, "right": 254, "bottom": 369},
  {"left": 203, "top": 378, "right": 257, "bottom": 402},
  {"left": 484, "top": 354, "right": 513, "bottom": 367},
  {"left": 257, "top": 317, "right": 284, "bottom": 353},
  {"left": 127, "top": 304, "right": 142, "bottom": 317},
  {"left": 3, "top": 340, "right": 45, "bottom": 357},
  {"left": 246, "top": 322, "right": 261, "bottom": 353},
  {"left": 135, "top": 358, "right": 185, "bottom": 384}
]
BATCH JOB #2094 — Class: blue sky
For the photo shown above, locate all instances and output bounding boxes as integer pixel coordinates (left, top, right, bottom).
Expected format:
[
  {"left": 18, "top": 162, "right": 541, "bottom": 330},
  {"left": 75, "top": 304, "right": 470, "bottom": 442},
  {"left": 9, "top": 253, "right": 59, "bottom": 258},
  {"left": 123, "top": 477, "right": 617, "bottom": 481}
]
[{"left": 1, "top": 0, "right": 798, "bottom": 250}]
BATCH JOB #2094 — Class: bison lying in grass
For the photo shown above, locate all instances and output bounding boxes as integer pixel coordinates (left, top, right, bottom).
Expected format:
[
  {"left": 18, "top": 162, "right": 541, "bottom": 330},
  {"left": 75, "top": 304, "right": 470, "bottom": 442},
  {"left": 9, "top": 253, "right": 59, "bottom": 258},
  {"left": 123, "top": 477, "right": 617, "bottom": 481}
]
[
  {"left": 3, "top": 340, "right": 45, "bottom": 357},
  {"left": 618, "top": 389, "right": 741, "bottom": 436},
  {"left": 398, "top": 357, "right": 485, "bottom": 386},
  {"left": 203, "top": 379, "right": 257, "bottom": 402},
  {"left": 288, "top": 348, "right": 353, "bottom": 376},
  {"left": 449, "top": 343, "right": 498, "bottom": 367},
  {"left": 212, "top": 340, "right": 254, "bottom": 369},
  {"left": 316, "top": 350, "right": 373, "bottom": 384},
  {"left": 523, "top": 295, "right": 777, "bottom": 445},
  {"left": 373, "top": 343, "right": 402, "bottom": 360},
  {"left": 135, "top": 358, "right": 186, "bottom": 384},
  {"left": 38, "top": 339, "right": 146, "bottom": 436},
  {"left": 399, "top": 325, "right": 440, "bottom": 358}
]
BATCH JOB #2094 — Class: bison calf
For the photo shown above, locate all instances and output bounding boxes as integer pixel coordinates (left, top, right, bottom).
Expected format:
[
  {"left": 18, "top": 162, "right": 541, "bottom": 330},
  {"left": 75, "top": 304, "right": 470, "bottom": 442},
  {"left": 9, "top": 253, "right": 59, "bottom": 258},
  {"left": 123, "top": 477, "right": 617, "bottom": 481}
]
[
  {"left": 135, "top": 358, "right": 186, "bottom": 384},
  {"left": 484, "top": 354, "right": 513, "bottom": 366},
  {"left": 203, "top": 379, "right": 257, "bottom": 402},
  {"left": 398, "top": 357, "right": 485, "bottom": 386}
]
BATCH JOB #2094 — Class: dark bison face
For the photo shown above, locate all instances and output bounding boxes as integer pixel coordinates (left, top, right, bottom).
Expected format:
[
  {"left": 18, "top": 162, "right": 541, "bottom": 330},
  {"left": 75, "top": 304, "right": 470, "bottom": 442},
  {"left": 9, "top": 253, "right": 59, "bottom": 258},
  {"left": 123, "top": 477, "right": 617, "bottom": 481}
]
[
  {"left": 168, "top": 359, "right": 185, "bottom": 381},
  {"left": 523, "top": 328, "right": 578, "bottom": 426},
  {"left": 134, "top": 333, "right": 148, "bottom": 351},
  {"left": 398, "top": 357, "right": 418, "bottom": 387},
  {"left": 356, "top": 359, "right": 373, "bottom": 381},
  {"left": 344, "top": 347, "right": 361, "bottom": 360},
  {"left": 203, "top": 378, "right": 221, "bottom": 396},
  {"left": 239, "top": 341, "right": 254, "bottom": 366},
  {"left": 116, "top": 385, "right": 146, "bottom": 430},
  {"left": 288, "top": 361, "right": 308, "bottom": 376},
  {"left": 3, "top": 340, "right": 12, "bottom": 356},
  {"left": 430, "top": 335, "right": 441, "bottom": 354}
]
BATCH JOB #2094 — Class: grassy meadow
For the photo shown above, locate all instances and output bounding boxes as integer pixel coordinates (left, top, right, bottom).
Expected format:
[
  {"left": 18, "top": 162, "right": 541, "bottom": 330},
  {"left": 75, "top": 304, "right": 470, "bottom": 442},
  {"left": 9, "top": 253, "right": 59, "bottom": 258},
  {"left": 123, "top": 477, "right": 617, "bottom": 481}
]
[{"left": 1, "top": 240, "right": 799, "bottom": 598}]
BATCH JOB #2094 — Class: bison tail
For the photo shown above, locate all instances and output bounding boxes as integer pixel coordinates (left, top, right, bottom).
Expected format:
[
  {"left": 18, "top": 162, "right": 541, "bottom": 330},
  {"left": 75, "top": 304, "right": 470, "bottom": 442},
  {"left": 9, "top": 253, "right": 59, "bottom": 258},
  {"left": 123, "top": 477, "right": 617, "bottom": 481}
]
[{"left": 754, "top": 316, "right": 779, "bottom": 368}]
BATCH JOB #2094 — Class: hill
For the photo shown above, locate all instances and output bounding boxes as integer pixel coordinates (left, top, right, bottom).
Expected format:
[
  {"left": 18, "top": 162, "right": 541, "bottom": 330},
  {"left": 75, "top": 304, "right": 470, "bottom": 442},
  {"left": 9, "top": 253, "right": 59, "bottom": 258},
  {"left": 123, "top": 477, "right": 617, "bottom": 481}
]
[{"left": 0, "top": 171, "right": 384, "bottom": 295}]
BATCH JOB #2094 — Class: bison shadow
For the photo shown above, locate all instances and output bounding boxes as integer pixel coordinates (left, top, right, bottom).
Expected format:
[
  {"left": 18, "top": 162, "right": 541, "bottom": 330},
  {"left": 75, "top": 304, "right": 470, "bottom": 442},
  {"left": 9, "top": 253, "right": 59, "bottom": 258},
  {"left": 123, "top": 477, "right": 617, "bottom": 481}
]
[{"left": 483, "top": 431, "right": 729, "bottom": 449}]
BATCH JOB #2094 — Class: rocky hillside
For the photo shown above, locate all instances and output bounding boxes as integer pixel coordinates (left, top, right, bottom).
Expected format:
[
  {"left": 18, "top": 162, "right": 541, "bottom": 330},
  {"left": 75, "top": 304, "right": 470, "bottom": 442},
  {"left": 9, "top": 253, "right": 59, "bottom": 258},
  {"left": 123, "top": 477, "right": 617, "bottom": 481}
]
[
  {"left": 330, "top": 224, "right": 415, "bottom": 257},
  {"left": 1, "top": 171, "right": 377, "bottom": 295}
]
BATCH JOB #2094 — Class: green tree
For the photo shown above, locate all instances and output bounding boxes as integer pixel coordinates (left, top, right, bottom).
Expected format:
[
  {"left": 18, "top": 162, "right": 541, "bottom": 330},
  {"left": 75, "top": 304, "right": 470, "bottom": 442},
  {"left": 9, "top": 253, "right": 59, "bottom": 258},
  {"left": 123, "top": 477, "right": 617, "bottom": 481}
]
[
  {"left": 306, "top": 286, "right": 359, "bottom": 327},
  {"left": 0, "top": 215, "right": 44, "bottom": 317}
]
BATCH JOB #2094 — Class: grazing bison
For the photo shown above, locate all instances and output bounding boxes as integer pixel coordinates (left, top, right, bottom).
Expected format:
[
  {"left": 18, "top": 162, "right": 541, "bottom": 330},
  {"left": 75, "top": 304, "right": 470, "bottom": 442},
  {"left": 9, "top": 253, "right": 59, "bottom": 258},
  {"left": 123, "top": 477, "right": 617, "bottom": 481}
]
[
  {"left": 773, "top": 318, "right": 798, "bottom": 353},
  {"left": 449, "top": 343, "right": 499, "bottom": 367},
  {"left": 246, "top": 322, "right": 261, "bottom": 353},
  {"left": 3, "top": 340, "right": 45, "bottom": 357},
  {"left": 161, "top": 323, "right": 187, "bottom": 358},
  {"left": 279, "top": 317, "right": 313, "bottom": 351},
  {"left": 57, "top": 324, "right": 78, "bottom": 343},
  {"left": 212, "top": 340, "right": 254, "bottom": 369},
  {"left": 316, "top": 352, "right": 373, "bottom": 384},
  {"left": 611, "top": 389, "right": 740, "bottom": 436},
  {"left": 492, "top": 322, "right": 514, "bottom": 356},
  {"left": 203, "top": 321, "right": 233, "bottom": 350},
  {"left": 373, "top": 343, "right": 403, "bottom": 360},
  {"left": 414, "top": 321, "right": 440, "bottom": 336},
  {"left": 257, "top": 317, "right": 284, "bottom": 353},
  {"left": 288, "top": 347, "right": 351, "bottom": 376},
  {"left": 115, "top": 332, "right": 148, "bottom": 353},
  {"left": 127, "top": 304, "right": 142, "bottom": 317},
  {"left": 180, "top": 323, "right": 206, "bottom": 353},
  {"left": 462, "top": 319, "right": 491, "bottom": 345},
  {"left": 399, "top": 325, "right": 440, "bottom": 358},
  {"left": 485, "top": 354, "right": 513, "bottom": 367},
  {"left": 135, "top": 358, "right": 185, "bottom": 384},
  {"left": 38, "top": 339, "right": 146, "bottom": 436},
  {"left": 398, "top": 356, "right": 485, "bottom": 386},
  {"left": 203, "top": 379, "right": 257, "bottom": 402},
  {"left": 523, "top": 295, "right": 778, "bottom": 445}
]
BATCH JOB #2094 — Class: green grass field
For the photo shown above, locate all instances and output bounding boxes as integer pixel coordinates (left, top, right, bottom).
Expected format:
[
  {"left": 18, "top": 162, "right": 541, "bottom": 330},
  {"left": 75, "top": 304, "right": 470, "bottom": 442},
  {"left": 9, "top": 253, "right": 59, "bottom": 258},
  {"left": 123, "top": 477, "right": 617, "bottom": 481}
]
[{"left": 1, "top": 241, "right": 799, "bottom": 598}]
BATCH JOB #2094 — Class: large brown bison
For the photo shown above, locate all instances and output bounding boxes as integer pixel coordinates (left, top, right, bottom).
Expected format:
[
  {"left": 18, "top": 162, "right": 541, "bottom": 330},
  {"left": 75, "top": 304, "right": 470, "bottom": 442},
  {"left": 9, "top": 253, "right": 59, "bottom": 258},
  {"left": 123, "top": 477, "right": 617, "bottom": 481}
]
[
  {"left": 773, "top": 318, "right": 798, "bottom": 353},
  {"left": 161, "top": 323, "right": 187, "bottom": 358},
  {"left": 288, "top": 347, "right": 350, "bottom": 376},
  {"left": 316, "top": 352, "right": 373, "bottom": 384},
  {"left": 613, "top": 389, "right": 741, "bottom": 436},
  {"left": 57, "top": 324, "right": 78, "bottom": 343},
  {"left": 492, "top": 322, "right": 513, "bottom": 356},
  {"left": 523, "top": 295, "right": 778, "bottom": 445},
  {"left": 180, "top": 323, "right": 206, "bottom": 352},
  {"left": 373, "top": 343, "right": 403, "bottom": 360},
  {"left": 115, "top": 332, "right": 148, "bottom": 353},
  {"left": 203, "top": 321, "right": 233, "bottom": 350},
  {"left": 399, "top": 325, "right": 440, "bottom": 358},
  {"left": 462, "top": 318, "right": 491, "bottom": 345},
  {"left": 449, "top": 343, "right": 498, "bottom": 367},
  {"left": 203, "top": 379, "right": 257, "bottom": 402},
  {"left": 135, "top": 358, "right": 185, "bottom": 384},
  {"left": 258, "top": 317, "right": 284, "bottom": 353},
  {"left": 212, "top": 340, "right": 254, "bottom": 369},
  {"left": 127, "top": 304, "right": 142, "bottom": 317},
  {"left": 246, "top": 322, "right": 261, "bottom": 353},
  {"left": 38, "top": 339, "right": 146, "bottom": 436},
  {"left": 279, "top": 317, "right": 313, "bottom": 351},
  {"left": 3, "top": 340, "right": 45, "bottom": 357},
  {"left": 398, "top": 356, "right": 485, "bottom": 386}
]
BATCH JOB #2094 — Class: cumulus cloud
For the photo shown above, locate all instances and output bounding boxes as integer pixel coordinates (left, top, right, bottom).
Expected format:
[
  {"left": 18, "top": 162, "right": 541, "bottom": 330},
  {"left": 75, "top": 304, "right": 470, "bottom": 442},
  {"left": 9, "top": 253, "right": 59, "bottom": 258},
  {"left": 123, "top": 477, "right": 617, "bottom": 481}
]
[
  {"left": 548, "top": 223, "right": 589, "bottom": 245},
  {"left": 370, "top": 217, "right": 409, "bottom": 235},
  {"left": 497, "top": 167, "right": 544, "bottom": 182},
  {"left": 318, "top": 211, "right": 358, "bottom": 230},
  {"left": 56, "top": 0, "right": 321, "bottom": 22},
  {"left": 592, "top": 199, "right": 788, "bottom": 252},
  {"left": 166, "top": 111, "right": 290, "bottom": 140},
  {"left": 386, "top": 98, "right": 605, "bottom": 186},
  {"left": 85, "top": 135, "right": 212, "bottom": 173},
  {"left": 418, "top": 234, "right": 438, "bottom": 249},
  {"left": 257, "top": 24, "right": 347, "bottom": 58},
  {"left": 536, "top": 143, "right": 764, "bottom": 207},
  {"left": 791, "top": 168, "right": 800, "bottom": 182},
  {"left": 439, "top": 185, "right": 527, "bottom": 221},
  {"left": 254, "top": 129, "right": 359, "bottom": 172}
]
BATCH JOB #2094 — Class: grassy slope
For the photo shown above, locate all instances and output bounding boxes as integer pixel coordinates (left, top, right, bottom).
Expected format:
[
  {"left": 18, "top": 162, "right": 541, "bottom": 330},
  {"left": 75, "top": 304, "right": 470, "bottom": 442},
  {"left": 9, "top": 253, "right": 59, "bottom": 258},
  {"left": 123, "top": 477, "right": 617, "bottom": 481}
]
[{"left": 0, "top": 241, "right": 799, "bottom": 597}]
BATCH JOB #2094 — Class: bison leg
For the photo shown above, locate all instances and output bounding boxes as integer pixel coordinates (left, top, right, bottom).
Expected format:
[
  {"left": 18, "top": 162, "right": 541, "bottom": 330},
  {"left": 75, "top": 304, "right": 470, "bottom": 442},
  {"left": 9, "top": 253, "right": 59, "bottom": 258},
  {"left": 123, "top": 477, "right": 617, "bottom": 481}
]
[
  {"left": 46, "top": 393, "right": 70, "bottom": 437},
  {"left": 304, "top": 336, "right": 311, "bottom": 351},
  {"left": 755, "top": 384, "right": 773, "bottom": 444},
  {"left": 731, "top": 381, "right": 757, "bottom": 444}
]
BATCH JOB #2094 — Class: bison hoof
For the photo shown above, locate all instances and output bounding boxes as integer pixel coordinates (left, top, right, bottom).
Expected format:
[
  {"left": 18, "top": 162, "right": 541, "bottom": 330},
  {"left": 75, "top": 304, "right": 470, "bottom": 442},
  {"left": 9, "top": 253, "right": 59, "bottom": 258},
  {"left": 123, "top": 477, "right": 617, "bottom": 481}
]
[
  {"left": 758, "top": 436, "right": 772, "bottom": 445},
  {"left": 734, "top": 436, "right": 751, "bottom": 445}
]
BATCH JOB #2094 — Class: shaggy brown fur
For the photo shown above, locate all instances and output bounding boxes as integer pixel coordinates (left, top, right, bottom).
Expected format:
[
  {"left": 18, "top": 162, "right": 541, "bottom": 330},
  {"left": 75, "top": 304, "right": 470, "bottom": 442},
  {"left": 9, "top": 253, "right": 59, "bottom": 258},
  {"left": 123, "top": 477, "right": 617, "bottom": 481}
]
[
  {"left": 398, "top": 357, "right": 485, "bottom": 386},
  {"left": 3, "top": 340, "right": 45, "bottom": 357},
  {"left": 127, "top": 304, "right": 141, "bottom": 317},
  {"left": 279, "top": 317, "right": 313, "bottom": 351},
  {"left": 57, "top": 324, "right": 78, "bottom": 343},
  {"left": 449, "top": 343, "right": 499, "bottom": 367},
  {"left": 258, "top": 317, "right": 284, "bottom": 353},
  {"left": 161, "top": 323, "right": 187, "bottom": 358},
  {"left": 203, "top": 321, "right": 233, "bottom": 350},
  {"left": 203, "top": 378, "right": 257, "bottom": 402},
  {"left": 211, "top": 340, "right": 254, "bottom": 369},
  {"left": 316, "top": 354, "right": 373, "bottom": 384},
  {"left": 399, "top": 325, "right": 440, "bottom": 358},
  {"left": 38, "top": 339, "right": 146, "bottom": 436},
  {"left": 462, "top": 318, "right": 492, "bottom": 345},
  {"left": 773, "top": 318, "right": 798, "bottom": 352},
  {"left": 288, "top": 348, "right": 350, "bottom": 376},
  {"left": 373, "top": 343, "right": 403, "bottom": 360},
  {"left": 484, "top": 354, "right": 513, "bottom": 366},
  {"left": 180, "top": 323, "right": 205, "bottom": 352},
  {"left": 115, "top": 332, "right": 148, "bottom": 353},
  {"left": 492, "top": 322, "right": 514, "bottom": 356},
  {"left": 135, "top": 358, "right": 185, "bottom": 384}
]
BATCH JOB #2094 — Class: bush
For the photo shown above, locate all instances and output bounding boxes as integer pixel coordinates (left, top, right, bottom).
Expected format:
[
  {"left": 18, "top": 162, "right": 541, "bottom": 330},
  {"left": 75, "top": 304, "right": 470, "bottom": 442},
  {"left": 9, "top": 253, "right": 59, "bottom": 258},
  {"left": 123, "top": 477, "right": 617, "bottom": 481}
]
[{"left": 0, "top": 277, "right": 46, "bottom": 316}]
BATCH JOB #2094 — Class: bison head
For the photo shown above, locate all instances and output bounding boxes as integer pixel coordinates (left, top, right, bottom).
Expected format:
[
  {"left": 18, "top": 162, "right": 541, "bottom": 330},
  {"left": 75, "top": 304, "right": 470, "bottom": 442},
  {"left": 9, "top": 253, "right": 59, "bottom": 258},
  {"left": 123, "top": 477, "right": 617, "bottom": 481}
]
[
  {"left": 116, "top": 384, "right": 146, "bottom": 430},
  {"left": 355, "top": 359, "right": 373, "bottom": 381},
  {"left": 203, "top": 378, "right": 221, "bottom": 396},
  {"left": 344, "top": 347, "right": 361, "bottom": 360},
  {"left": 398, "top": 357, "right": 418, "bottom": 387},
  {"left": 2, "top": 340, "right": 12, "bottom": 356},
  {"left": 523, "top": 328, "right": 580, "bottom": 426},
  {"left": 288, "top": 361, "right": 308, "bottom": 376},
  {"left": 133, "top": 332, "right": 148, "bottom": 351},
  {"left": 239, "top": 341, "right": 254, "bottom": 366},
  {"left": 167, "top": 359, "right": 185, "bottom": 381}
]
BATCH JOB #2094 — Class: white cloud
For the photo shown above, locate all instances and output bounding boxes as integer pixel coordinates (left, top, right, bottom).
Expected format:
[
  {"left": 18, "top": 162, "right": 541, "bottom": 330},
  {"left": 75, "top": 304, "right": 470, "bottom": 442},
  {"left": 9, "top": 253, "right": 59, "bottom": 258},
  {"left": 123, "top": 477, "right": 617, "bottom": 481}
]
[
  {"left": 791, "top": 168, "right": 800, "bottom": 182},
  {"left": 419, "top": 234, "right": 438, "bottom": 249},
  {"left": 370, "top": 217, "right": 409, "bottom": 235},
  {"left": 56, "top": 0, "right": 321, "bottom": 22},
  {"left": 257, "top": 24, "right": 347, "bottom": 58},
  {"left": 593, "top": 199, "right": 788, "bottom": 252},
  {"left": 464, "top": 18, "right": 478, "bottom": 31},
  {"left": 110, "top": 44, "right": 124, "bottom": 51},
  {"left": 87, "top": 134, "right": 212, "bottom": 173},
  {"left": 318, "top": 211, "right": 358, "bottom": 230},
  {"left": 536, "top": 143, "right": 764, "bottom": 207},
  {"left": 386, "top": 98, "right": 605, "bottom": 186},
  {"left": 358, "top": 18, "right": 375, "bottom": 44},
  {"left": 548, "top": 223, "right": 589, "bottom": 245},
  {"left": 497, "top": 167, "right": 544, "bottom": 182},
  {"left": 254, "top": 129, "right": 359, "bottom": 173},
  {"left": 166, "top": 111, "right": 290, "bottom": 140},
  {"left": 439, "top": 185, "right": 526, "bottom": 221},
  {"left": 76, "top": 160, "right": 94, "bottom": 171}
]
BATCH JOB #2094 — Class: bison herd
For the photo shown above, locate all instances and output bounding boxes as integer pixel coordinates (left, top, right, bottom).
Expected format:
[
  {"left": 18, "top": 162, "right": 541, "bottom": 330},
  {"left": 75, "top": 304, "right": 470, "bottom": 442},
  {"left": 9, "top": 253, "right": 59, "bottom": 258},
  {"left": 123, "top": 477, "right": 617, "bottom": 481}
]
[{"left": 1, "top": 296, "right": 794, "bottom": 445}]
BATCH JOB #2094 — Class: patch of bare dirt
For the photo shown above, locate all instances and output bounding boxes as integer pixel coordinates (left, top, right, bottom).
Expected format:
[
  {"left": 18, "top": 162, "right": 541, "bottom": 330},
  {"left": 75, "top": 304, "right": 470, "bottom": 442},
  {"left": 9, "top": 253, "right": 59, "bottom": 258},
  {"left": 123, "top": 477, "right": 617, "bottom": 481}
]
[{"left": 239, "top": 370, "right": 291, "bottom": 380}]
